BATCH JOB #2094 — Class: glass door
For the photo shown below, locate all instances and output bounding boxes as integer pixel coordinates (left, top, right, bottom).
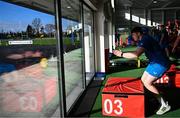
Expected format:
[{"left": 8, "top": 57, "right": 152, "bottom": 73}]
[
  {"left": 61, "top": 0, "right": 84, "bottom": 112},
  {"left": 83, "top": 4, "right": 95, "bottom": 85}
]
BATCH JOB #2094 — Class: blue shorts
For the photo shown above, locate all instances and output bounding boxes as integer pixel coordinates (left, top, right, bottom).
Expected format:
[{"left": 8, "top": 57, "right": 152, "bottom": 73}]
[{"left": 145, "top": 63, "right": 168, "bottom": 78}]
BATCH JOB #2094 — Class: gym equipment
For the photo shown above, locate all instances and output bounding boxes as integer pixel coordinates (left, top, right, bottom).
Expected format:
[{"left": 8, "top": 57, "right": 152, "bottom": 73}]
[
  {"left": 154, "top": 64, "right": 177, "bottom": 87},
  {"left": 175, "top": 70, "right": 180, "bottom": 88},
  {"left": 102, "top": 77, "right": 144, "bottom": 117}
]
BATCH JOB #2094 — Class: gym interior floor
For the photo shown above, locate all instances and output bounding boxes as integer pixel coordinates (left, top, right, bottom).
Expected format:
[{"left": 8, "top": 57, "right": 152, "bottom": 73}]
[{"left": 69, "top": 46, "right": 180, "bottom": 117}]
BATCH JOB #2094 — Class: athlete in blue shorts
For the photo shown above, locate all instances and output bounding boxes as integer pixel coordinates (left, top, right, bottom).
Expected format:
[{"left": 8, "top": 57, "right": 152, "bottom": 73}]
[{"left": 113, "top": 27, "right": 171, "bottom": 115}]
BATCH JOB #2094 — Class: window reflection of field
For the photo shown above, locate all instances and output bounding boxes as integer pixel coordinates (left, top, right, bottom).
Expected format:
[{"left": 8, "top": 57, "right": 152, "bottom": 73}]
[
  {"left": 0, "top": 61, "right": 59, "bottom": 117},
  {"left": 0, "top": 48, "right": 84, "bottom": 116},
  {"left": 64, "top": 48, "right": 83, "bottom": 96}
]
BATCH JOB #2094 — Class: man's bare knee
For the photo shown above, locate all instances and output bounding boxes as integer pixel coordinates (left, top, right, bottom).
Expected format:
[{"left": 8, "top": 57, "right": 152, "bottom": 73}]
[
  {"left": 141, "top": 77, "right": 146, "bottom": 84},
  {"left": 144, "top": 81, "right": 153, "bottom": 88}
]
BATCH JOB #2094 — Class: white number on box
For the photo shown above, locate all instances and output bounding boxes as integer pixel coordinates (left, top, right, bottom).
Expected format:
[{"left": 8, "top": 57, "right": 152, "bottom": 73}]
[
  {"left": 19, "top": 96, "right": 38, "bottom": 111},
  {"left": 104, "top": 99, "right": 123, "bottom": 115}
]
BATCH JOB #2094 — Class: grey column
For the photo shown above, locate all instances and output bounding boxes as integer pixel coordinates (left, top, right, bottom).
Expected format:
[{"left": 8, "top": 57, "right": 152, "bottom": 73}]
[
  {"left": 108, "top": 21, "right": 112, "bottom": 53},
  {"left": 162, "top": 10, "right": 165, "bottom": 25},
  {"left": 145, "top": 9, "right": 148, "bottom": 26},
  {"left": 94, "top": 3, "right": 105, "bottom": 73},
  {"left": 129, "top": 7, "right": 132, "bottom": 30},
  {"left": 175, "top": 10, "right": 177, "bottom": 19},
  {"left": 112, "top": 23, "right": 115, "bottom": 50},
  {"left": 150, "top": 10, "right": 153, "bottom": 26}
]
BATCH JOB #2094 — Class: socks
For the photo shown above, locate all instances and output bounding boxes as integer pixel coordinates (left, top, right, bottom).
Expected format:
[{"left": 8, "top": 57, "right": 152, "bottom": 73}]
[{"left": 155, "top": 94, "right": 166, "bottom": 106}]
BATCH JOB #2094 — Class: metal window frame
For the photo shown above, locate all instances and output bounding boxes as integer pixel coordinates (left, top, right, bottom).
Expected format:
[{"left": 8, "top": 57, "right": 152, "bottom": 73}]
[
  {"left": 56, "top": 0, "right": 85, "bottom": 116},
  {"left": 82, "top": 1, "right": 96, "bottom": 87},
  {"left": 81, "top": 0, "right": 86, "bottom": 89},
  {"left": 55, "top": 0, "right": 67, "bottom": 117}
]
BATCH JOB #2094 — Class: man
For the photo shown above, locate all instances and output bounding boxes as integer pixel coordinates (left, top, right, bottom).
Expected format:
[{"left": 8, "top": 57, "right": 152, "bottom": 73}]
[{"left": 113, "top": 27, "right": 171, "bottom": 115}]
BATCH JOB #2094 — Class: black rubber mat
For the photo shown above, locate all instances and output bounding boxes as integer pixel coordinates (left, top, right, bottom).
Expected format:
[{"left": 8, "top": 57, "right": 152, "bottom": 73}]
[{"left": 68, "top": 79, "right": 103, "bottom": 117}]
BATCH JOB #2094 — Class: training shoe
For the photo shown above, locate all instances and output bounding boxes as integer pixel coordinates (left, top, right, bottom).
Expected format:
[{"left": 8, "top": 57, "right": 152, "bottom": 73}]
[{"left": 156, "top": 102, "right": 171, "bottom": 115}]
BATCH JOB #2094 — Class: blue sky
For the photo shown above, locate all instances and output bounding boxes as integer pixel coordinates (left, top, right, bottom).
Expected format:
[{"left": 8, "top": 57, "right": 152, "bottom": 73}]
[
  {"left": 0, "top": 1, "right": 79, "bottom": 33},
  {"left": 0, "top": 1, "right": 77, "bottom": 32},
  {"left": 0, "top": 1, "right": 55, "bottom": 32}
]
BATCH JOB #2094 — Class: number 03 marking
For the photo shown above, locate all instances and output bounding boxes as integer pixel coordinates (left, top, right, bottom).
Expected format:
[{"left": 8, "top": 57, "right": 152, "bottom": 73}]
[
  {"left": 19, "top": 96, "right": 38, "bottom": 111},
  {"left": 104, "top": 99, "right": 123, "bottom": 115},
  {"left": 114, "top": 99, "right": 123, "bottom": 115}
]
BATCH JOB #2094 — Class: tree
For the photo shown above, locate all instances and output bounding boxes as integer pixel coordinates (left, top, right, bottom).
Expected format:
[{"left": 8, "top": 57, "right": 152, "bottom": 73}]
[
  {"left": 26, "top": 24, "right": 33, "bottom": 38},
  {"left": 40, "top": 26, "right": 45, "bottom": 38},
  {"left": 32, "top": 18, "right": 42, "bottom": 35},
  {"left": 40, "top": 26, "right": 45, "bottom": 34},
  {"left": 45, "top": 24, "right": 55, "bottom": 37}
]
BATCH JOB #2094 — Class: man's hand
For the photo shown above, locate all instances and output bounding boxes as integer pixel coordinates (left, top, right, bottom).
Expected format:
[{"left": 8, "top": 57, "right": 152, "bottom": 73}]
[{"left": 113, "top": 50, "right": 123, "bottom": 57}]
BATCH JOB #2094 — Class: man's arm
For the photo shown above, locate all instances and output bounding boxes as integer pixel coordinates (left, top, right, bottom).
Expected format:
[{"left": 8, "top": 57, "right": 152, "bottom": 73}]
[{"left": 113, "top": 47, "right": 145, "bottom": 59}]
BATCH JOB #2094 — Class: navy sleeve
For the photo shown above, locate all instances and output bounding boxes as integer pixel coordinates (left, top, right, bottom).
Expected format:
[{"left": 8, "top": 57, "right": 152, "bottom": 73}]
[{"left": 137, "top": 36, "right": 149, "bottom": 50}]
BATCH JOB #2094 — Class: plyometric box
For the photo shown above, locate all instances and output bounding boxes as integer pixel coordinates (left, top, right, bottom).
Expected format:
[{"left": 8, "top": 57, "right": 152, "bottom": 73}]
[
  {"left": 175, "top": 70, "right": 180, "bottom": 88},
  {"left": 102, "top": 77, "right": 144, "bottom": 117},
  {"left": 154, "top": 65, "right": 176, "bottom": 86}
]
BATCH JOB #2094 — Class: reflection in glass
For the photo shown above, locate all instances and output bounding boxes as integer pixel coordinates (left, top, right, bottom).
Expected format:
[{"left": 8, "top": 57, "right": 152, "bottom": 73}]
[
  {"left": 0, "top": 1, "right": 60, "bottom": 117},
  {"left": 61, "top": 0, "right": 84, "bottom": 111},
  {"left": 83, "top": 5, "right": 95, "bottom": 84}
]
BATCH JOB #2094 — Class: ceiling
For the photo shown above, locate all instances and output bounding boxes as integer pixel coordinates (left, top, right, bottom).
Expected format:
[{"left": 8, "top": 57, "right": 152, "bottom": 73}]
[
  {"left": 9, "top": 0, "right": 180, "bottom": 13},
  {"left": 8, "top": 0, "right": 54, "bottom": 14},
  {"left": 5, "top": 0, "right": 180, "bottom": 29},
  {"left": 115, "top": 0, "right": 180, "bottom": 28},
  {"left": 116, "top": 0, "right": 180, "bottom": 9},
  {"left": 7, "top": 0, "right": 94, "bottom": 22}
]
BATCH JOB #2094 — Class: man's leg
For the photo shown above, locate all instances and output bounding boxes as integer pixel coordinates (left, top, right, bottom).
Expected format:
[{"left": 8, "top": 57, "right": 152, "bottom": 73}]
[
  {"left": 141, "top": 71, "right": 159, "bottom": 94},
  {"left": 141, "top": 71, "right": 171, "bottom": 115}
]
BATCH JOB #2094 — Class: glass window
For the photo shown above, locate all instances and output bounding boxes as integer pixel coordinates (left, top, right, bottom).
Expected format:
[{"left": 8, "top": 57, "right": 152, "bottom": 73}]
[
  {"left": 0, "top": 1, "right": 61, "bottom": 117},
  {"left": 148, "top": 20, "right": 151, "bottom": 27},
  {"left": 140, "top": 18, "right": 146, "bottom": 25},
  {"left": 83, "top": 5, "right": 95, "bottom": 85},
  {"left": 125, "top": 13, "right": 130, "bottom": 20},
  {"left": 61, "top": 0, "right": 84, "bottom": 112},
  {"left": 132, "top": 15, "right": 139, "bottom": 23},
  {"left": 153, "top": 22, "right": 156, "bottom": 26}
]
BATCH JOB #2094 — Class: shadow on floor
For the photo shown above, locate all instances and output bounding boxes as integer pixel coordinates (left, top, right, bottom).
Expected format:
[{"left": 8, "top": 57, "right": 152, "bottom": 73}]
[{"left": 145, "top": 86, "right": 180, "bottom": 117}]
